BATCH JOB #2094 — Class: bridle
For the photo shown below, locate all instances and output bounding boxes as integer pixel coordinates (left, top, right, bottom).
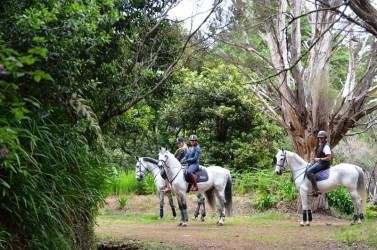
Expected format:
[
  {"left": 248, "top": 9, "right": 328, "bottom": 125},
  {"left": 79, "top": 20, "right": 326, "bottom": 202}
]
[
  {"left": 136, "top": 158, "right": 160, "bottom": 179},
  {"left": 276, "top": 151, "right": 288, "bottom": 171},
  {"left": 277, "top": 151, "right": 309, "bottom": 182},
  {"left": 158, "top": 153, "right": 183, "bottom": 184}
]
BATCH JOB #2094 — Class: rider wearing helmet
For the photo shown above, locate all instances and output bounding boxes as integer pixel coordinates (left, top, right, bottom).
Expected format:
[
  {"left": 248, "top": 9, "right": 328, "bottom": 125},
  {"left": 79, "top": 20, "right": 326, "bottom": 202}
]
[
  {"left": 180, "top": 135, "right": 201, "bottom": 192},
  {"left": 162, "top": 137, "right": 188, "bottom": 193},
  {"left": 307, "top": 130, "right": 332, "bottom": 197}
]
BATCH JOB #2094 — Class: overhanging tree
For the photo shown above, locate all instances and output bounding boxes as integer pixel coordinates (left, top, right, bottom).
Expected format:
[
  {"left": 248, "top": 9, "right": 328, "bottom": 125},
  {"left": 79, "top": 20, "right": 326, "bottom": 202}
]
[{"left": 214, "top": 0, "right": 376, "bottom": 160}]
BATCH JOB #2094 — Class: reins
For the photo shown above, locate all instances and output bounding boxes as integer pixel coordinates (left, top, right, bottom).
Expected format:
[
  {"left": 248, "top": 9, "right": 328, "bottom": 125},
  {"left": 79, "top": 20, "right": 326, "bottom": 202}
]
[
  {"left": 158, "top": 156, "right": 184, "bottom": 185},
  {"left": 278, "top": 152, "right": 308, "bottom": 183}
]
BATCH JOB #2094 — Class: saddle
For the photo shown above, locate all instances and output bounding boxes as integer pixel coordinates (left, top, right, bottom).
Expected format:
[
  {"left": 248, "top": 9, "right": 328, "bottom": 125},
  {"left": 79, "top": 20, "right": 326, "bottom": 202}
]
[
  {"left": 315, "top": 168, "right": 330, "bottom": 181},
  {"left": 184, "top": 166, "right": 209, "bottom": 193},
  {"left": 306, "top": 168, "right": 330, "bottom": 182}
]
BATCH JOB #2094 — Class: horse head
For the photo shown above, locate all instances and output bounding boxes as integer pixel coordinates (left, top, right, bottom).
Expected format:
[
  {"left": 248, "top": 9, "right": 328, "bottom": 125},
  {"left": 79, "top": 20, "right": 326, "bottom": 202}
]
[
  {"left": 158, "top": 146, "right": 169, "bottom": 169},
  {"left": 135, "top": 156, "right": 146, "bottom": 181},
  {"left": 275, "top": 148, "right": 287, "bottom": 175}
]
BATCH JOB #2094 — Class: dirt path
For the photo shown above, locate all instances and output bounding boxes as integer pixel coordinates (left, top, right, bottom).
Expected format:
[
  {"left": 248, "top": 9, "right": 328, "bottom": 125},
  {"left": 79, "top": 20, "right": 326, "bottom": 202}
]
[{"left": 95, "top": 195, "right": 374, "bottom": 250}]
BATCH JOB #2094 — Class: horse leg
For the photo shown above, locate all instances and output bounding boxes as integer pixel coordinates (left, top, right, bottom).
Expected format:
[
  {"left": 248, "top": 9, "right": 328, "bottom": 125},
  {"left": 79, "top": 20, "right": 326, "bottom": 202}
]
[
  {"left": 158, "top": 190, "right": 164, "bottom": 220},
  {"left": 193, "top": 203, "right": 199, "bottom": 220},
  {"left": 300, "top": 190, "right": 312, "bottom": 227},
  {"left": 215, "top": 191, "right": 226, "bottom": 226},
  {"left": 349, "top": 189, "right": 362, "bottom": 225},
  {"left": 167, "top": 192, "right": 177, "bottom": 220},
  {"left": 201, "top": 203, "right": 206, "bottom": 222},
  {"left": 177, "top": 193, "right": 189, "bottom": 226}
]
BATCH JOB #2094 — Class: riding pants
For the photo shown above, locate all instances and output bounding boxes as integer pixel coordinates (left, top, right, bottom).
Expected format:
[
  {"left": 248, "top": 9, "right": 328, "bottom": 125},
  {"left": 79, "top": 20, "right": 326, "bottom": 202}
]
[
  {"left": 306, "top": 161, "right": 328, "bottom": 177},
  {"left": 187, "top": 163, "right": 199, "bottom": 174}
]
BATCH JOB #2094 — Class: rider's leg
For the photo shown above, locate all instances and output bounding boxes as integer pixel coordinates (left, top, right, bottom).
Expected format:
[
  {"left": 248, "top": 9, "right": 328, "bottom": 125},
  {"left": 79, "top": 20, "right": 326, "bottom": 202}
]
[
  {"left": 161, "top": 169, "right": 171, "bottom": 192},
  {"left": 188, "top": 164, "right": 199, "bottom": 191},
  {"left": 307, "top": 163, "right": 322, "bottom": 197},
  {"left": 163, "top": 179, "right": 171, "bottom": 192}
]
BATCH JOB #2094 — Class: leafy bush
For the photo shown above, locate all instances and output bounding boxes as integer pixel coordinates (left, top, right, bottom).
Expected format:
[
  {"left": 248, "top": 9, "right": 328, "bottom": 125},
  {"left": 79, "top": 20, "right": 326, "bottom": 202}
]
[
  {"left": 327, "top": 187, "right": 353, "bottom": 215},
  {"left": 117, "top": 197, "right": 128, "bottom": 210}
]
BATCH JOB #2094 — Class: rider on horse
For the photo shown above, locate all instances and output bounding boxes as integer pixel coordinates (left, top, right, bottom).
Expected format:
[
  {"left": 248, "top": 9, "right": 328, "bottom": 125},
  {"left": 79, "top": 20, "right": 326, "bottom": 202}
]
[
  {"left": 307, "top": 130, "right": 332, "bottom": 197},
  {"left": 180, "top": 135, "right": 201, "bottom": 192},
  {"left": 162, "top": 137, "right": 188, "bottom": 193}
]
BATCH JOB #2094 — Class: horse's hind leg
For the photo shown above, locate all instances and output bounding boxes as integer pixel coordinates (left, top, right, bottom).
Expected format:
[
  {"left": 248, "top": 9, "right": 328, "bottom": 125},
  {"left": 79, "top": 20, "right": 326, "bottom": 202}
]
[
  {"left": 215, "top": 191, "right": 226, "bottom": 226},
  {"left": 201, "top": 203, "right": 206, "bottom": 222},
  {"left": 349, "top": 189, "right": 362, "bottom": 225},
  {"left": 167, "top": 192, "right": 177, "bottom": 220}
]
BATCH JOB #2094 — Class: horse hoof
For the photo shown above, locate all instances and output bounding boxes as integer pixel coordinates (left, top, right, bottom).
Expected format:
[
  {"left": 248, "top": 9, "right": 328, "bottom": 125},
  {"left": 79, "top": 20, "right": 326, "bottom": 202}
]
[
  {"left": 157, "top": 217, "right": 162, "bottom": 220},
  {"left": 172, "top": 217, "right": 176, "bottom": 220},
  {"left": 181, "top": 222, "right": 188, "bottom": 227},
  {"left": 201, "top": 217, "right": 205, "bottom": 222},
  {"left": 178, "top": 222, "right": 183, "bottom": 226}
]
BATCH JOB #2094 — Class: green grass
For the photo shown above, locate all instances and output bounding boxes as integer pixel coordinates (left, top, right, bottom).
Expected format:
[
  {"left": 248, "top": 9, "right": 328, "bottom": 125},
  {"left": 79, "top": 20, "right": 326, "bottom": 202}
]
[{"left": 336, "top": 220, "right": 377, "bottom": 248}]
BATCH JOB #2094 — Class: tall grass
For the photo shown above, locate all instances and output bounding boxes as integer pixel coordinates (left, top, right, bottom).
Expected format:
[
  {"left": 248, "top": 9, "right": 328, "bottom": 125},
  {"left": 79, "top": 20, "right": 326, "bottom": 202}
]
[
  {"left": 0, "top": 115, "right": 109, "bottom": 249},
  {"left": 106, "top": 169, "right": 157, "bottom": 195}
]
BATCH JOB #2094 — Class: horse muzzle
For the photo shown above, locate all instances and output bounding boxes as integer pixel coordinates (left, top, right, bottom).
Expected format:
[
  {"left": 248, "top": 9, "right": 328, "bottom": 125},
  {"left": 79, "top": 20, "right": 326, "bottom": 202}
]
[{"left": 275, "top": 169, "right": 282, "bottom": 175}]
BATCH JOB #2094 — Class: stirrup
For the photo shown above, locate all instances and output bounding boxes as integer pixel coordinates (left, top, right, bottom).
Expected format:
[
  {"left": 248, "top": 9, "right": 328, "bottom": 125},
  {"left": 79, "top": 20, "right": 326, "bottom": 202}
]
[{"left": 191, "top": 186, "right": 198, "bottom": 192}]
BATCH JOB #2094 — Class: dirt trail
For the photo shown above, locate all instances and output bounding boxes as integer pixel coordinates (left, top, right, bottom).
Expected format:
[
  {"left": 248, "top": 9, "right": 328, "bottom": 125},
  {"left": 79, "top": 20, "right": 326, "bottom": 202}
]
[{"left": 95, "top": 195, "right": 374, "bottom": 250}]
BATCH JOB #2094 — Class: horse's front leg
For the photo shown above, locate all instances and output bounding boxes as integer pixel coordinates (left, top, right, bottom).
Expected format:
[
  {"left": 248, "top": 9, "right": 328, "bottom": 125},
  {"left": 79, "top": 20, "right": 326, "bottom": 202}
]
[
  {"left": 158, "top": 190, "right": 164, "bottom": 220},
  {"left": 167, "top": 192, "right": 177, "bottom": 220},
  {"left": 300, "top": 190, "right": 312, "bottom": 227},
  {"left": 177, "top": 193, "right": 188, "bottom": 227}
]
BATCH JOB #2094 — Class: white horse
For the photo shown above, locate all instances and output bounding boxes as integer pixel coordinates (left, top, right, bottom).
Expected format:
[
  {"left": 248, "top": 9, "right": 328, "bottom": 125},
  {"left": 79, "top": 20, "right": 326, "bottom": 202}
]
[
  {"left": 274, "top": 149, "right": 366, "bottom": 226},
  {"left": 158, "top": 147, "right": 233, "bottom": 226},
  {"left": 135, "top": 156, "right": 177, "bottom": 220}
]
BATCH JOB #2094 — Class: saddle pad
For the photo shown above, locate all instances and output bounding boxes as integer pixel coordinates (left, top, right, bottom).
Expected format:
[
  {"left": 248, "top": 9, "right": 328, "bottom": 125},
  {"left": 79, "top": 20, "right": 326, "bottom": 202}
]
[
  {"left": 315, "top": 168, "right": 330, "bottom": 181},
  {"left": 196, "top": 168, "right": 209, "bottom": 183}
]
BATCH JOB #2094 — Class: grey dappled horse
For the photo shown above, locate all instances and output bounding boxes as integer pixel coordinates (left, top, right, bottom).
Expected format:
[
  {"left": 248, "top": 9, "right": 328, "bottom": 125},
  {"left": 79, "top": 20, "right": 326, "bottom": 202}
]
[
  {"left": 158, "top": 147, "right": 233, "bottom": 226},
  {"left": 275, "top": 149, "right": 366, "bottom": 226},
  {"left": 135, "top": 156, "right": 176, "bottom": 220}
]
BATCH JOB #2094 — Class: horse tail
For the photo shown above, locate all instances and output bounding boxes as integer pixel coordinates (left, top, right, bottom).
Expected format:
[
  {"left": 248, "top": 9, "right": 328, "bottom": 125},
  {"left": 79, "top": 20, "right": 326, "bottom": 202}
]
[
  {"left": 356, "top": 166, "right": 366, "bottom": 214},
  {"left": 204, "top": 188, "right": 216, "bottom": 211},
  {"left": 225, "top": 173, "right": 233, "bottom": 217}
]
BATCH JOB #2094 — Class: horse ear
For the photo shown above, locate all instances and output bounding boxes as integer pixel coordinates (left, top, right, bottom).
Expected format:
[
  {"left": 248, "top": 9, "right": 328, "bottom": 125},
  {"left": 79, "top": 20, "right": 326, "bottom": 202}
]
[
  {"left": 135, "top": 156, "right": 139, "bottom": 160},
  {"left": 281, "top": 148, "right": 284, "bottom": 152}
]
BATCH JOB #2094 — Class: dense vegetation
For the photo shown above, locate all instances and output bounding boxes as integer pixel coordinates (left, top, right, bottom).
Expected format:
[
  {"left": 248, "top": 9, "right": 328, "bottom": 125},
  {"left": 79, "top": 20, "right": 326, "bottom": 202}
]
[{"left": 1, "top": 0, "right": 376, "bottom": 249}]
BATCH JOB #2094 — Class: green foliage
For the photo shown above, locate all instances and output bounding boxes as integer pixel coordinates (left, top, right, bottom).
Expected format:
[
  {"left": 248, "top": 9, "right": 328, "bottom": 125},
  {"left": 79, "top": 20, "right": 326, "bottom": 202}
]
[
  {"left": 327, "top": 187, "right": 354, "bottom": 215},
  {"left": 1, "top": 21, "right": 110, "bottom": 249},
  {"left": 232, "top": 169, "right": 297, "bottom": 211},
  {"left": 365, "top": 204, "right": 377, "bottom": 219},
  {"left": 106, "top": 169, "right": 156, "bottom": 196},
  {"left": 158, "top": 64, "right": 284, "bottom": 172},
  {"left": 117, "top": 196, "right": 128, "bottom": 210},
  {"left": 254, "top": 191, "right": 276, "bottom": 211}
]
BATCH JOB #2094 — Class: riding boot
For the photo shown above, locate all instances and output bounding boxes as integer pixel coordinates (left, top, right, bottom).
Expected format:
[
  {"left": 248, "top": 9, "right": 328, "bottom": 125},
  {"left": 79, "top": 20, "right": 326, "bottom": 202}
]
[
  {"left": 190, "top": 173, "right": 198, "bottom": 192},
  {"left": 309, "top": 174, "right": 319, "bottom": 197}
]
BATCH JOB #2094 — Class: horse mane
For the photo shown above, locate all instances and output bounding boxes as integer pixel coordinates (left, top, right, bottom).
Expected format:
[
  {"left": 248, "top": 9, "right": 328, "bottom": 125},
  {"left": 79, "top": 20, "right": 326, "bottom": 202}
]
[
  {"left": 142, "top": 157, "right": 158, "bottom": 165},
  {"left": 290, "top": 151, "right": 308, "bottom": 165}
]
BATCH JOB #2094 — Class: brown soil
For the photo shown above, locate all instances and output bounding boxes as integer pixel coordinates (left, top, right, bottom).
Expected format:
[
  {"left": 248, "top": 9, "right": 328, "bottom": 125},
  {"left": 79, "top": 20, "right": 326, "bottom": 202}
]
[{"left": 95, "top": 194, "right": 374, "bottom": 250}]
